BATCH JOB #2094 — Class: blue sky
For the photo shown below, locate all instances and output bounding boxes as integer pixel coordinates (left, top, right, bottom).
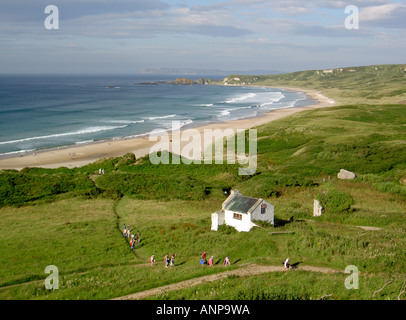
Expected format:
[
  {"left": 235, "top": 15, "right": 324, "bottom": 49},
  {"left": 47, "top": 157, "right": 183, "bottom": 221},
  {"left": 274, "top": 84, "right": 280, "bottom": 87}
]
[{"left": 0, "top": 0, "right": 405, "bottom": 74}]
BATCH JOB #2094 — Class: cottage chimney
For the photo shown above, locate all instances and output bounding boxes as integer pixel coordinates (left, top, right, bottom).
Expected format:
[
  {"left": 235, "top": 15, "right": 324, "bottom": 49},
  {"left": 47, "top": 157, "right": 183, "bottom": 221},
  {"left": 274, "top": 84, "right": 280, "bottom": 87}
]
[{"left": 222, "top": 189, "right": 239, "bottom": 210}]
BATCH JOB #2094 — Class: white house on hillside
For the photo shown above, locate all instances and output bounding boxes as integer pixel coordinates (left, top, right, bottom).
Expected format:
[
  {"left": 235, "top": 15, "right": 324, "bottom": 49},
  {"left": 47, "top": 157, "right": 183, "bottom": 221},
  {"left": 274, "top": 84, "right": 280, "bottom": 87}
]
[{"left": 211, "top": 190, "right": 274, "bottom": 232}]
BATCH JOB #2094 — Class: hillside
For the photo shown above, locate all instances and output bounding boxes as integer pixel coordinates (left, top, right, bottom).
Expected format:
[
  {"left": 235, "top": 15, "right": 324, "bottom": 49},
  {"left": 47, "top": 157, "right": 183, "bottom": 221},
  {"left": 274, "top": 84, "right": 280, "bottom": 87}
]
[{"left": 217, "top": 64, "right": 406, "bottom": 105}]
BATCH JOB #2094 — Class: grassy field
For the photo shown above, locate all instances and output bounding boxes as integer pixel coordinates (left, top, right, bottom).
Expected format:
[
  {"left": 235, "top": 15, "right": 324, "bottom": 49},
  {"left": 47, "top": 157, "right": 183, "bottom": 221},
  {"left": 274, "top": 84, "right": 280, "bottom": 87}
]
[{"left": 0, "top": 65, "right": 405, "bottom": 300}]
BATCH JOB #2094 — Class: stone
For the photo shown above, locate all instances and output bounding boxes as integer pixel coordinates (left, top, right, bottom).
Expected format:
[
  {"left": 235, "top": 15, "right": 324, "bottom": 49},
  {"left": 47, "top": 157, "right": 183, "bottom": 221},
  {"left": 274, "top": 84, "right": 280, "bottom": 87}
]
[
  {"left": 314, "top": 199, "right": 323, "bottom": 217},
  {"left": 338, "top": 169, "right": 356, "bottom": 180}
]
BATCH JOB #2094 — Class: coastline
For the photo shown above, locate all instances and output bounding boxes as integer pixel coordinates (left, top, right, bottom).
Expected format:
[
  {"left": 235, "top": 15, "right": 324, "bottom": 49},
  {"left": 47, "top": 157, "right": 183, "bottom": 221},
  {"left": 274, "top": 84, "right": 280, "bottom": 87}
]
[{"left": 0, "top": 87, "right": 335, "bottom": 171}]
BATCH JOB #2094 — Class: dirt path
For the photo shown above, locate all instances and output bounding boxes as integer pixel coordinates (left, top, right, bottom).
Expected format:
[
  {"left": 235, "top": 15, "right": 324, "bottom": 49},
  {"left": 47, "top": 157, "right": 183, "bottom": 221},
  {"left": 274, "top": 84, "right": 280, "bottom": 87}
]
[
  {"left": 112, "top": 263, "right": 342, "bottom": 300},
  {"left": 356, "top": 226, "right": 383, "bottom": 231}
]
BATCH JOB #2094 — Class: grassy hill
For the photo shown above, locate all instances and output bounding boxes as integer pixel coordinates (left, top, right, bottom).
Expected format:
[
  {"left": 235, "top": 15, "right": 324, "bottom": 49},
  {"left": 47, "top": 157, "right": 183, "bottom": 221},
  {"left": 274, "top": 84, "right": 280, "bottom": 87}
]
[
  {"left": 0, "top": 64, "right": 405, "bottom": 300},
  {"left": 218, "top": 64, "right": 406, "bottom": 105}
]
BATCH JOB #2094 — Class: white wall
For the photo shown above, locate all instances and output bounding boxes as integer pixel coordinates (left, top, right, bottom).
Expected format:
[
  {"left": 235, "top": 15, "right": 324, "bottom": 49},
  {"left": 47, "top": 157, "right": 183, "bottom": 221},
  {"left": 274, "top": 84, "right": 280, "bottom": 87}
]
[
  {"left": 250, "top": 200, "right": 274, "bottom": 225},
  {"left": 224, "top": 210, "right": 252, "bottom": 232},
  {"left": 211, "top": 211, "right": 225, "bottom": 231}
]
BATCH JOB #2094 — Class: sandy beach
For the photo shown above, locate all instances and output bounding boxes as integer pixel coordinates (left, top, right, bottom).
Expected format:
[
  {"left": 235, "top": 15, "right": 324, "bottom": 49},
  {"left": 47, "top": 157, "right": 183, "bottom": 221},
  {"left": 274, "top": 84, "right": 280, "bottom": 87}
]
[{"left": 0, "top": 87, "right": 335, "bottom": 171}]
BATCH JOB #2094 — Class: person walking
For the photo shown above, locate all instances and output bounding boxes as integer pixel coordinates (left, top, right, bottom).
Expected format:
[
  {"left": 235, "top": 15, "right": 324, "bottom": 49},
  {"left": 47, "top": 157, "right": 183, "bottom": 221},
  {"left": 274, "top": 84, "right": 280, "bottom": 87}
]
[
  {"left": 223, "top": 255, "right": 230, "bottom": 267},
  {"left": 126, "top": 225, "right": 131, "bottom": 239},
  {"left": 149, "top": 254, "right": 155, "bottom": 266},
  {"left": 283, "top": 257, "right": 290, "bottom": 271},
  {"left": 201, "top": 251, "right": 207, "bottom": 264},
  {"left": 164, "top": 254, "right": 170, "bottom": 268},
  {"left": 208, "top": 256, "right": 214, "bottom": 267},
  {"left": 170, "top": 253, "right": 176, "bottom": 267},
  {"left": 123, "top": 227, "right": 127, "bottom": 238},
  {"left": 136, "top": 231, "right": 141, "bottom": 245}
]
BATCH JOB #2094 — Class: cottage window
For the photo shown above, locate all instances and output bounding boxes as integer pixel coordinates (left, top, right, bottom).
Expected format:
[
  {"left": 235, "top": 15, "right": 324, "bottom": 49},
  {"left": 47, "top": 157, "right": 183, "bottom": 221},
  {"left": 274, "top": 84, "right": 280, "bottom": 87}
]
[
  {"left": 233, "top": 213, "right": 242, "bottom": 220},
  {"left": 261, "top": 204, "right": 266, "bottom": 214}
]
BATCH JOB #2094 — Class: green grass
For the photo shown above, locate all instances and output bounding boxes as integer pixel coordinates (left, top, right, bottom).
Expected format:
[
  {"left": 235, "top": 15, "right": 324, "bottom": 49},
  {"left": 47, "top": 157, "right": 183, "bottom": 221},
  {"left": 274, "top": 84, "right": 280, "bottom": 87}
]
[
  {"left": 147, "top": 271, "right": 406, "bottom": 300},
  {"left": 0, "top": 191, "right": 404, "bottom": 299},
  {"left": 0, "top": 198, "right": 131, "bottom": 287}
]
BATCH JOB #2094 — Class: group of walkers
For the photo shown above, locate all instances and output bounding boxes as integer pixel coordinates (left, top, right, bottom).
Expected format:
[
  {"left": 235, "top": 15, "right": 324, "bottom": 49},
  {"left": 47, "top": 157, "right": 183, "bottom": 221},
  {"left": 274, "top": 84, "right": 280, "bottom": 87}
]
[
  {"left": 148, "top": 253, "right": 176, "bottom": 267},
  {"left": 147, "top": 251, "right": 232, "bottom": 268},
  {"left": 146, "top": 251, "right": 292, "bottom": 271},
  {"left": 124, "top": 226, "right": 291, "bottom": 270},
  {"left": 200, "top": 251, "right": 230, "bottom": 267},
  {"left": 123, "top": 224, "right": 141, "bottom": 250}
]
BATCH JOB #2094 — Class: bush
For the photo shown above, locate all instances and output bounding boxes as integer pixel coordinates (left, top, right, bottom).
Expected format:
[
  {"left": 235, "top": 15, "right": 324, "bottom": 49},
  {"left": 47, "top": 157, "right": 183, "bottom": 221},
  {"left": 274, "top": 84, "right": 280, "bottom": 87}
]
[
  {"left": 317, "top": 189, "right": 355, "bottom": 214},
  {"left": 0, "top": 172, "right": 100, "bottom": 207}
]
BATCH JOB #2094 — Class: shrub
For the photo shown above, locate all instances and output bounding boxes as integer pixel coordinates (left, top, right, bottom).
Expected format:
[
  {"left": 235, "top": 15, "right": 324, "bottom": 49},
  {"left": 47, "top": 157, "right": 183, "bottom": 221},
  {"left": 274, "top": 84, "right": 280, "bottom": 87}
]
[
  {"left": 0, "top": 172, "right": 100, "bottom": 207},
  {"left": 316, "top": 189, "right": 355, "bottom": 214}
]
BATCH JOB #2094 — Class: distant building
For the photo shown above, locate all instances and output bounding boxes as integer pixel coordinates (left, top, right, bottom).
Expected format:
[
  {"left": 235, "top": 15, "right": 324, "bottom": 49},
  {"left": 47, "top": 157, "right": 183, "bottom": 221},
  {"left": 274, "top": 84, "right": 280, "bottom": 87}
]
[{"left": 211, "top": 190, "right": 274, "bottom": 232}]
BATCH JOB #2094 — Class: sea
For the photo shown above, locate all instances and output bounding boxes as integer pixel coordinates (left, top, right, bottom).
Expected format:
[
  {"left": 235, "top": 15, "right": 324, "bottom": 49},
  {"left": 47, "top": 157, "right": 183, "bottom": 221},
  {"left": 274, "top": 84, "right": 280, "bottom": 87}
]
[{"left": 0, "top": 74, "right": 316, "bottom": 158}]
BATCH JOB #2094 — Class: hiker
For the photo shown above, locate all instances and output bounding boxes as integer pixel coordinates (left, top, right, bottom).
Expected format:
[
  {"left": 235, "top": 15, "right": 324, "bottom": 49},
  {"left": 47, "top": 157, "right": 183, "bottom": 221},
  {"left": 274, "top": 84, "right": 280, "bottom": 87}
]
[
  {"left": 164, "top": 254, "right": 170, "bottom": 268},
  {"left": 283, "top": 257, "right": 290, "bottom": 271},
  {"left": 126, "top": 225, "right": 131, "bottom": 239},
  {"left": 170, "top": 253, "right": 176, "bottom": 267},
  {"left": 130, "top": 239, "right": 135, "bottom": 250},
  {"left": 123, "top": 227, "right": 127, "bottom": 238},
  {"left": 136, "top": 231, "right": 141, "bottom": 245},
  {"left": 149, "top": 254, "right": 155, "bottom": 266},
  {"left": 208, "top": 256, "right": 214, "bottom": 267},
  {"left": 201, "top": 251, "right": 207, "bottom": 264},
  {"left": 223, "top": 256, "right": 230, "bottom": 267}
]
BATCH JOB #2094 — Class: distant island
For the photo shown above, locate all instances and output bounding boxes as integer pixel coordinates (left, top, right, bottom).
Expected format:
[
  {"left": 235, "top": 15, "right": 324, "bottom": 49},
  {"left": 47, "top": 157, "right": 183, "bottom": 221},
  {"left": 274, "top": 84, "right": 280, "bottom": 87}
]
[{"left": 134, "top": 78, "right": 215, "bottom": 86}]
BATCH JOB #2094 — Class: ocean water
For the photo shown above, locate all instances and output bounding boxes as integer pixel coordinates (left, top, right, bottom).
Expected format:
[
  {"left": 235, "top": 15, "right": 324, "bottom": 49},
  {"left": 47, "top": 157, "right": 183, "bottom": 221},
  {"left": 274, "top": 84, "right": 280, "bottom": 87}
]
[{"left": 0, "top": 75, "right": 315, "bottom": 157}]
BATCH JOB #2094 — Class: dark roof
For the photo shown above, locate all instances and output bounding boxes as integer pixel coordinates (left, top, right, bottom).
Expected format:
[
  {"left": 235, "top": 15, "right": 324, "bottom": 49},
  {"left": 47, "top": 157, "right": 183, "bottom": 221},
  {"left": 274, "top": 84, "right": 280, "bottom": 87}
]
[{"left": 224, "top": 195, "right": 259, "bottom": 214}]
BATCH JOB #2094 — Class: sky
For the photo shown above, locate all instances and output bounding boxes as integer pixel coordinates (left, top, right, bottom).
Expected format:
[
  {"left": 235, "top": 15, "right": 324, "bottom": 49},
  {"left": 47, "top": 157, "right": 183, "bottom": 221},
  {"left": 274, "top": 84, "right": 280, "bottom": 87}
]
[{"left": 0, "top": 0, "right": 405, "bottom": 74}]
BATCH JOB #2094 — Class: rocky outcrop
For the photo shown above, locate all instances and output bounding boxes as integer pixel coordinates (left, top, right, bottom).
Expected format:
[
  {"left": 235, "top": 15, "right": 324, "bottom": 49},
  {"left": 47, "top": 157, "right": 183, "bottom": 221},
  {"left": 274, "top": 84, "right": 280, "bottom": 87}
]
[
  {"left": 337, "top": 169, "right": 356, "bottom": 180},
  {"left": 195, "top": 78, "right": 213, "bottom": 85},
  {"left": 134, "top": 82, "right": 159, "bottom": 85},
  {"left": 166, "top": 78, "right": 196, "bottom": 85},
  {"left": 134, "top": 78, "right": 215, "bottom": 86},
  {"left": 314, "top": 199, "right": 323, "bottom": 217}
]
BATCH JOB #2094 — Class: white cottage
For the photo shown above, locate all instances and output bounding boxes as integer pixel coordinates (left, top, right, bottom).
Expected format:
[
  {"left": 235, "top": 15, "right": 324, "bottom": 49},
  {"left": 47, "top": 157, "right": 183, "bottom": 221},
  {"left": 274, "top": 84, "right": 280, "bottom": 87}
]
[{"left": 211, "top": 190, "right": 274, "bottom": 232}]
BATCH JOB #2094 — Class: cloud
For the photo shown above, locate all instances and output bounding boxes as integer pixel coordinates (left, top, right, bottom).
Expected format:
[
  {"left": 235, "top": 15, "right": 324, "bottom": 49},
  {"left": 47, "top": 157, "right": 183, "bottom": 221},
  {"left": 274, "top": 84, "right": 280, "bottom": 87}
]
[
  {"left": 0, "top": 0, "right": 405, "bottom": 74},
  {"left": 228, "top": 0, "right": 392, "bottom": 8},
  {"left": 275, "top": 6, "right": 314, "bottom": 16},
  {"left": 0, "top": 2, "right": 252, "bottom": 39},
  {"left": 361, "top": 3, "right": 406, "bottom": 28},
  {"left": 0, "top": 0, "right": 171, "bottom": 22},
  {"left": 245, "top": 38, "right": 270, "bottom": 43},
  {"left": 61, "top": 7, "right": 252, "bottom": 39}
]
